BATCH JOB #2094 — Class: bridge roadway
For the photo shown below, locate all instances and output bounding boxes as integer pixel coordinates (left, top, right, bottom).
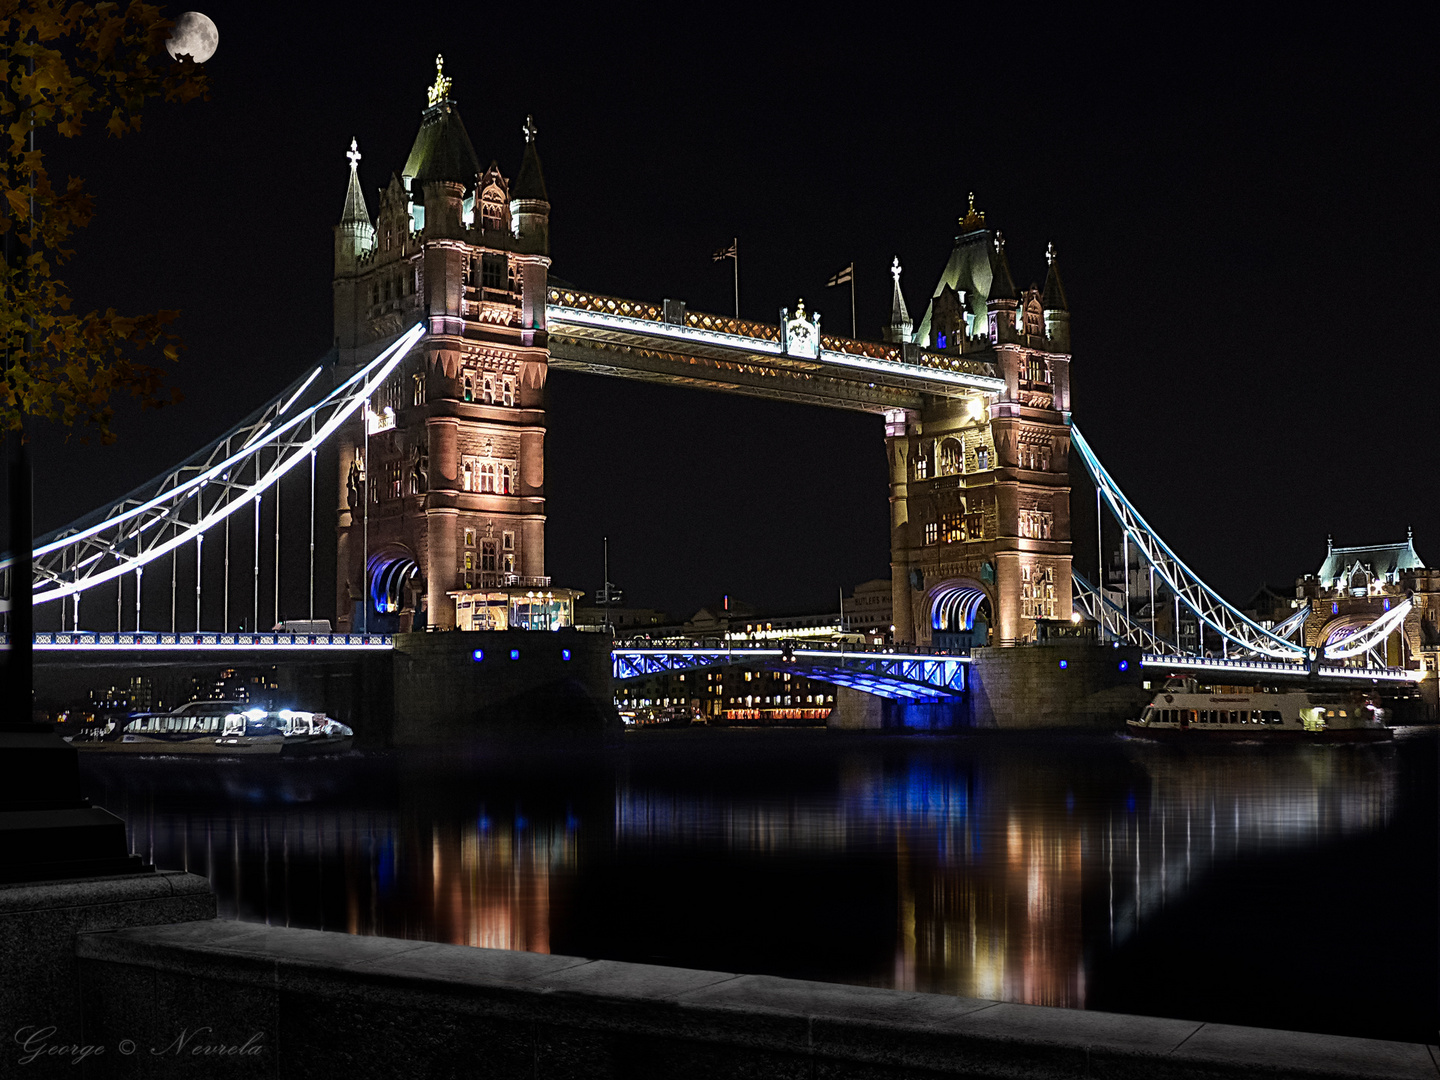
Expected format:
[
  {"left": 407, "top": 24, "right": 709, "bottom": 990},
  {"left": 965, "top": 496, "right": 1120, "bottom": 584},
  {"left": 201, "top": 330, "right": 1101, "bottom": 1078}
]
[
  {"left": 545, "top": 288, "right": 1004, "bottom": 413},
  {"left": 4, "top": 633, "right": 1419, "bottom": 686}
]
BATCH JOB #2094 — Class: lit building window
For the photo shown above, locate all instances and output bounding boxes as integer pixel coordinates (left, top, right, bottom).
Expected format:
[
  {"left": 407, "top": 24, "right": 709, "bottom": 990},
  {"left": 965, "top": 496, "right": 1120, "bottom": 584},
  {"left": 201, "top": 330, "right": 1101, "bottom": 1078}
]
[
  {"left": 483, "top": 375, "right": 496, "bottom": 404},
  {"left": 924, "top": 522, "right": 938, "bottom": 545},
  {"left": 939, "top": 438, "right": 963, "bottom": 476},
  {"left": 462, "top": 374, "right": 474, "bottom": 402}
]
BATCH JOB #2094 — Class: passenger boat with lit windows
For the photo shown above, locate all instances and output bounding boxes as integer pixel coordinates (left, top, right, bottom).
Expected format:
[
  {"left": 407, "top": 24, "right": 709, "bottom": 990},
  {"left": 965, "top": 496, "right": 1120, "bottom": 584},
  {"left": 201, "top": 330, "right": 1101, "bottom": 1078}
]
[
  {"left": 1126, "top": 679, "right": 1392, "bottom": 742},
  {"left": 71, "top": 702, "right": 353, "bottom": 754}
]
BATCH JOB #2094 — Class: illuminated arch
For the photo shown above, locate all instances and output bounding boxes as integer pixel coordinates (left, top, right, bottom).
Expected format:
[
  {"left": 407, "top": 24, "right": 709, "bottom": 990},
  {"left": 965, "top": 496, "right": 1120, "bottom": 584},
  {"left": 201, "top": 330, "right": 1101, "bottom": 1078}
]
[
  {"left": 367, "top": 549, "right": 421, "bottom": 615},
  {"left": 927, "top": 579, "right": 992, "bottom": 633}
]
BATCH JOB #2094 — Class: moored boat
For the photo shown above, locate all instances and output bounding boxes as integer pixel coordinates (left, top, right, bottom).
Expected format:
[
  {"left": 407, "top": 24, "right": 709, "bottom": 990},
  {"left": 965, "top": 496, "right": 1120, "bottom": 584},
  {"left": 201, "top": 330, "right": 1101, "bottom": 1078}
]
[{"left": 1126, "top": 679, "right": 1392, "bottom": 742}]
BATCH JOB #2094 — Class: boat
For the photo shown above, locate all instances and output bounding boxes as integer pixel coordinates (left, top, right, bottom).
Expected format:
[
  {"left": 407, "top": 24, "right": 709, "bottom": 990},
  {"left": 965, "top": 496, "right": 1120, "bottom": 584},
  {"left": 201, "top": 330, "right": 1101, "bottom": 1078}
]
[
  {"left": 1126, "top": 679, "right": 1392, "bottom": 742},
  {"left": 277, "top": 710, "right": 354, "bottom": 754},
  {"left": 74, "top": 700, "right": 285, "bottom": 754}
]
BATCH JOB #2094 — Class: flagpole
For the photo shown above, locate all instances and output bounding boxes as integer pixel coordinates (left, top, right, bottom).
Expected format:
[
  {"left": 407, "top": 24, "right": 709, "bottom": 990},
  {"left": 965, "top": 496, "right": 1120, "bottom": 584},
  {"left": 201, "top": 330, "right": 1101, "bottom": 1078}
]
[
  {"left": 732, "top": 237, "right": 739, "bottom": 319},
  {"left": 849, "top": 265, "right": 856, "bottom": 338}
]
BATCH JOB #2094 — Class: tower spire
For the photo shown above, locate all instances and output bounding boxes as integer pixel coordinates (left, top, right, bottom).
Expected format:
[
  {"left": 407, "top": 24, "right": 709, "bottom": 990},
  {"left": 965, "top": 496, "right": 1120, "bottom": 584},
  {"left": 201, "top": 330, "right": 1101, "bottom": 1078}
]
[
  {"left": 427, "top": 54, "right": 453, "bottom": 107},
  {"left": 339, "top": 138, "right": 370, "bottom": 227},
  {"left": 888, "top": 257, "right": 912, "bottom": 344}
]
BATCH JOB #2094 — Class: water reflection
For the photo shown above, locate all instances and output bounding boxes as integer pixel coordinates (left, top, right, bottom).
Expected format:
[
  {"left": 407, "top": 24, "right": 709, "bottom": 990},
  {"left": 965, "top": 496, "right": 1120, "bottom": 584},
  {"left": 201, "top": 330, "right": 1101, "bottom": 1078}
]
[{"left": 80, "top": 730, "right": 1431, "bottom": 1041}]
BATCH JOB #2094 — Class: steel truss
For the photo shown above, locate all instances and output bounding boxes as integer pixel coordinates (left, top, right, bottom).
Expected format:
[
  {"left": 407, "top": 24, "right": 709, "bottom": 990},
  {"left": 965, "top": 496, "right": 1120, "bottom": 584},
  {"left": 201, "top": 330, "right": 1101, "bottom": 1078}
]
[
  {"left": 1071, "top": 572, "right": 1177, "bottom": 654},
  {"left": 613, "top": 647, "right": 967, "bottom": 699},
  {"left": 1071, "top": 425, "right": 1308, "bottom": 660},
  {"left": 0, "top": 324, "right": 426, "bottom": 610}
]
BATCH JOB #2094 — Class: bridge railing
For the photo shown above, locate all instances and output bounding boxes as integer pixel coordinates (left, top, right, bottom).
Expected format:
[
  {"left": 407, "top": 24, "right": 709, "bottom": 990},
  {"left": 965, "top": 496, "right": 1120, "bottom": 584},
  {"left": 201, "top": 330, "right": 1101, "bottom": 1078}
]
[
  {"left": 612, "top": 636, "right": 968, "bottom": 658},
  {"left": 3, "top": 632, "right": 394, "bottom": 650}
]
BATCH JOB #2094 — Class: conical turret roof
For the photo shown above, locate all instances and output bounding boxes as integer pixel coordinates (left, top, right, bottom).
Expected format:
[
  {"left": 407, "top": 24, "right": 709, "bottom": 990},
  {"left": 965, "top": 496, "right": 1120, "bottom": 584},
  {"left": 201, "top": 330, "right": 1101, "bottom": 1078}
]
[
  {"left": 339, "top": 138, "right": 371, "bottom": 227},
  {"left": 1041, "top": 243, "right": 1069, "bottom": 312},
  {"left": 402, "top": 104, "right": 481, "bottom": 196},
  {"left": 514, "top": 115, "right": 548, "bottom": 201},
  {"left": 889, "top": 257, "right": 912, "bottom": 342}
]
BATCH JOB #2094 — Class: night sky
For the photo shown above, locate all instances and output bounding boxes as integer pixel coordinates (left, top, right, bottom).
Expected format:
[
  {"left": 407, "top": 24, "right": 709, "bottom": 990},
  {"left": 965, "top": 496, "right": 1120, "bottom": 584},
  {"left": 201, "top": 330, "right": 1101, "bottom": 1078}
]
[{"left": 21, "top": 6, "right": 1436, "bottom": 623}]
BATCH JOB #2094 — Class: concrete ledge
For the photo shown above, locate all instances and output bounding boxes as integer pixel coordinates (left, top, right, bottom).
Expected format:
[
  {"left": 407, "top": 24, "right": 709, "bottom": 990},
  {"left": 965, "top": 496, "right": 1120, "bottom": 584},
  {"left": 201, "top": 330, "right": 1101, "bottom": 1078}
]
[
  {"left": 74, "top": 920, "right": 1439, "bottom": 1079},
  {"left": 1, "top": 872, "right": 216, "bottom": 1078}
]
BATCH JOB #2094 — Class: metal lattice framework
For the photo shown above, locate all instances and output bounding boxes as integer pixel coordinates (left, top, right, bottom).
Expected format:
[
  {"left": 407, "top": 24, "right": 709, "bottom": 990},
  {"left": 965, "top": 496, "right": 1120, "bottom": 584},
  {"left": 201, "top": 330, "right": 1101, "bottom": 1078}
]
[
  {"left": 613, "top": 646, "right": 967, "bottom": 700},
  {"left": 1073, "top": 425, "right": 1414, "bottom": 667},
  {"left": 1071, "top": 425, "right": 1308, "bottom": 660},
  {"left": 1071, "top": 572, "right": 1177, "bottom": 655},
  {"left": 0, "top": 324, "right": 426, "bottom": 611}
]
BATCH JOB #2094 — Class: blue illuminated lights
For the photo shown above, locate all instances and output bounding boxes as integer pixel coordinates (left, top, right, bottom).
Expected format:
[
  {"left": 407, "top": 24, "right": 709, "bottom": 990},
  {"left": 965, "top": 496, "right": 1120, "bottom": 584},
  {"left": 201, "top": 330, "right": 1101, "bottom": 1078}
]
[
  {"left": 561, "top": 649, "right": 571, "bottom": 661},
  {"left": 510, "top": 649, "right": 520, "bottom": 661},
  {"left": 1118, "top": 660, "right": 1128, "bottom": 672},
  {"left": 1058, "top": 660, "right": 1068, "bottom": 670},
  {"left": 472, "top": 649, "right": 484, "bottom": 662}
]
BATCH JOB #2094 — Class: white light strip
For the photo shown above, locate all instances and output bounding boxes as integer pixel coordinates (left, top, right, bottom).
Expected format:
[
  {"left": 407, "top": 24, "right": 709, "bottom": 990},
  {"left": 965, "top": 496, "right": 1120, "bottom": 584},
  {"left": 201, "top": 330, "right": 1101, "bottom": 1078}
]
[
  {"left": 816, "top": 350, "right": 1005, "bottom": 392},
  {"left": 1322, "top": 600, "right": 1412, "bottom": 659},
  {"left": 548, "top": 306, "right": 782, "bottom": 353},
  {"left": 1140, "top": 654, "right": 1418, "bottom": 684},
  {"left": 549, "top": 305, "right": 1004, "bottom": 392},
  {"left": 29, "top": 325, "right": 426, "bottom": 603},
  {"left": 20, "top": 327, "right": 423, "bottom": 567}
]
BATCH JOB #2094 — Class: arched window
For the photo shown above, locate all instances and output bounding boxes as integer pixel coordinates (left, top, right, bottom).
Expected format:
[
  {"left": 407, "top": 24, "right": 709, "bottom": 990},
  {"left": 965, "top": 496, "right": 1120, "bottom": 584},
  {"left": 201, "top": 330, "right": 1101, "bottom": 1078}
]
[
  {"left": 939, "top": 438, "right": 963, "bottom": 476},
  {"left": 461, "top": 463, "right": 473, "bottom": 492},
  {"left": 480, "top": 462, "right": 497, "bottom": 493},
  {"left": 500, "top": 463, "right": 513, "bottom": 494},
  {"left": 976, "top": 447, "right": 991, "bottom": 470},
  {"left": 462, "top": 374, "right": 474, "bottom": 402}
]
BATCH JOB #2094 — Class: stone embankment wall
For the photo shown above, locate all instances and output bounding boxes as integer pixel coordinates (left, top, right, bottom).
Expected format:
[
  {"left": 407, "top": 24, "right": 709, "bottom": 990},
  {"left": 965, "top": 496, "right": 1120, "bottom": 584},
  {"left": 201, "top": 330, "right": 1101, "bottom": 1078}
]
[
  {"left": 389, "top": 629, "right": 616, "bottom": 744},
  {"left": 74, "top": 920, "right": 1438, "bottom": 1079},
  {"left": 968, "top": 642, "right": 1149, "bottom": 727}
]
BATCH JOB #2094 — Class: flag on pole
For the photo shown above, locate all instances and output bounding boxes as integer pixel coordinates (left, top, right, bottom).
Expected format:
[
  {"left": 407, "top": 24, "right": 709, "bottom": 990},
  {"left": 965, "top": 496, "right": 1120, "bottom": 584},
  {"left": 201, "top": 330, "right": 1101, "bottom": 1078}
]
[
  {"left": 713, "top": 242, "right": 737, "bottom": 261},
  {"left": 826, "top": 263, "right": 853, "bottom": 287}
]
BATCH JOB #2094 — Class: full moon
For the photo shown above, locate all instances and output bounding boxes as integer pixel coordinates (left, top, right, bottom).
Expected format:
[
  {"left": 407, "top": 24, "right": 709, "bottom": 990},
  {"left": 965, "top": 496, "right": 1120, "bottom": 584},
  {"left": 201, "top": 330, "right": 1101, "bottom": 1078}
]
[{"left": 165, "top": 11, "right": 218, "bottom": 63}]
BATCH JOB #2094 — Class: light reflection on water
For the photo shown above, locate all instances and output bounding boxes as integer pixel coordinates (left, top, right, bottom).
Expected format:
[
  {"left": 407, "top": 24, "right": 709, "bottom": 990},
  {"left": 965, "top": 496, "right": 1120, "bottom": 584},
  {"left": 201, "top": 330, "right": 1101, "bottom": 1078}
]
[{"left": 80, "top": 729, "right": 1433, "bottom": 1042}]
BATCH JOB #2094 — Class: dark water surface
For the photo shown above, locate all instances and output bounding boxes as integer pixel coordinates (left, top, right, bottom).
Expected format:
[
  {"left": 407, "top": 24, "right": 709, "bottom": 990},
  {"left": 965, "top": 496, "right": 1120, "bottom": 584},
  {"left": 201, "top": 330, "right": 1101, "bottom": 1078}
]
[{"left": 80, "top": 728, "right": 1438, "bottom": 1044}]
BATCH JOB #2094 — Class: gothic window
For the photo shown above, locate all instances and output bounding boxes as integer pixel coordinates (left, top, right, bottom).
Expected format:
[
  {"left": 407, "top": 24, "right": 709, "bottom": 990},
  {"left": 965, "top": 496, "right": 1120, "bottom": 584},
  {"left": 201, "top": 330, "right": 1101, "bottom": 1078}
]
[
  {"left": 483, "top": 375, "right": 496, "bottom": 404},
  {"left": 976, "top": 447, "right": 991, "bottom": 470},
  {"left": 940, "top": 512, "right": 964, "bottom": 543},
  {"left": 924, "top": 522, "right": 938, "bottom": 545},
  {"left": 503, "top": 553, "right": 516, "bottom": 575},
  {"left": 502, "top": 375, "right": 516, "bottom": 407},
  {"left": 481, "top": 540, "right": 498, "bottom": 573},
  {"left": 462, "top": 374, "right": 474, "bottom": 402},
  {"left": 938, "top": 438, "right": 963, "bottom": 476},
  {"left": 481, "top": 194, "right": 504, "bottom": 232},
  {"left": 463, "top": 552, "right": 474, "bottom": 572},
  {"left": 481, "top": 255, "right": 506, "bottom": 291},
  {"left": 461, "top": 462, "right": 474, "bottom": 492},
  {"left": 502, "top": 530, "right": 514, "bottom": 551},
  {"left": 1025, "top": 357, "right": 1049, "bottom": 384},
  {"left": 500, "top": 463, "right": 514, "bottom": 494},
  {"left": 464, "top": 528, "right": 477, "bottom": 547},
  {"left": 388, "top": 462, "right": 401, "bottom": 500},
  {"left": 412, "top": 372, "right": 426, "bottom": 406},
  {"left": 1020, "top": 510, "right": 1054, "bottom": 539},
  {"left": 1024, "top": 300, "right": 1043, "bottom": 337},
  {"left": 914, "top": 453, "right": 928, "bottom": 480},
  {"left": 480, "top": 462, "right": 497, "bottom": 493}
]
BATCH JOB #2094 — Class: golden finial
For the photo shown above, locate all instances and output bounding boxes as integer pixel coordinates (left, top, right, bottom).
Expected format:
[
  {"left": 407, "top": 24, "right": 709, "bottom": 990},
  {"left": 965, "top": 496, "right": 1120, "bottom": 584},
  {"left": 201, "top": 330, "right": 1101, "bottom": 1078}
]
[
  {"left": 959, "top": 191, "right": 986, "bottom": 232},
  {"left": 427, "top": 54, "right": 452, "bottom": 107},
  {"left": 795, "top": 298, "right": 806, "bottom": 319}
]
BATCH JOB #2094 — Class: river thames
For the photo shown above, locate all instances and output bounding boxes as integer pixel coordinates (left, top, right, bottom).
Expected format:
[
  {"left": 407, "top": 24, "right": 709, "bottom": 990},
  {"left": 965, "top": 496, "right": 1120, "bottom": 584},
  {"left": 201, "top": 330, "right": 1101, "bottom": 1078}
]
[{"left": 79, "top": 728, "right": 1436, "bottom": 1044}]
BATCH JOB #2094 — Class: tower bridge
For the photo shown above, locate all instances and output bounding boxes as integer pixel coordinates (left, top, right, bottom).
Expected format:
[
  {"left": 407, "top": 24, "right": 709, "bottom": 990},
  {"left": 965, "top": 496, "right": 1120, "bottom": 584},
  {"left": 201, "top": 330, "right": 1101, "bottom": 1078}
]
[{"left": 1, "top": 57, "right": 1431, "bottom": 718}]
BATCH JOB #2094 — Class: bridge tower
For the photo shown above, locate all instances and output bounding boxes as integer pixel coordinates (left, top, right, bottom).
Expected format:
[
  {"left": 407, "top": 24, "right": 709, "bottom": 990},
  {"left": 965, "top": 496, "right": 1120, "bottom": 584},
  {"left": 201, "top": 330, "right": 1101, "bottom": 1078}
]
[
  {"left": 332, "top": 58, "right": 551, "bottom": 631},
  {"left": 891, "top": 197, "right": 1073, "bottom": 646}
]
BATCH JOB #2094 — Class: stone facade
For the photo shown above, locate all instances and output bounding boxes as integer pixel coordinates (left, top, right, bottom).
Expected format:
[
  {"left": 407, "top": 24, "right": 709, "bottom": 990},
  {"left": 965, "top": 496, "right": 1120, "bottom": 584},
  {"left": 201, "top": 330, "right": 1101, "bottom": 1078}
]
[
  {"left": 332, "top": 60, "right": 551, "bottom": 632},
  {"left": 891, "top": 199, "right": 1073, "bottom": 646}
]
